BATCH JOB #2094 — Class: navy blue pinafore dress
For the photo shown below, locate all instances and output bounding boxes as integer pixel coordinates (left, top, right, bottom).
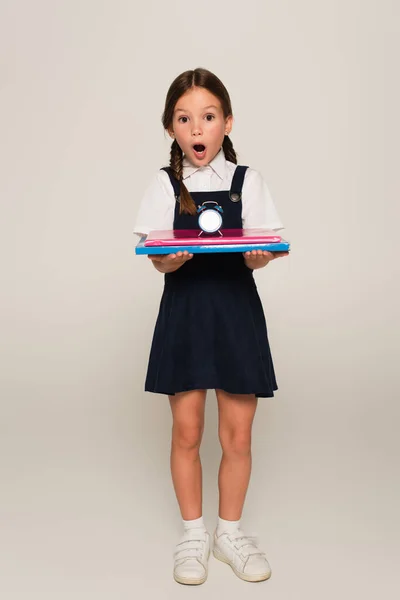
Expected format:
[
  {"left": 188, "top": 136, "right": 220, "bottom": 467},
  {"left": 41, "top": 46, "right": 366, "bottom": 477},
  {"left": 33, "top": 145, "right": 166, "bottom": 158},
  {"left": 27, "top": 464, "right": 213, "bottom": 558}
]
[{"left": 145, "top": 165, "right": 278, "bottom": 398}]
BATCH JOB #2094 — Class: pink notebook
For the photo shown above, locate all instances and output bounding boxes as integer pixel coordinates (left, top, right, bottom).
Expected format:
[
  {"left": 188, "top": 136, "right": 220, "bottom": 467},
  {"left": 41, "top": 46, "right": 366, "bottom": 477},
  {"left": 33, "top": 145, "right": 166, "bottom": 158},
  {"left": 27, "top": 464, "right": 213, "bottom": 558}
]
[{"left": 144, "top": 228, "right": 282, "bottom": 247}]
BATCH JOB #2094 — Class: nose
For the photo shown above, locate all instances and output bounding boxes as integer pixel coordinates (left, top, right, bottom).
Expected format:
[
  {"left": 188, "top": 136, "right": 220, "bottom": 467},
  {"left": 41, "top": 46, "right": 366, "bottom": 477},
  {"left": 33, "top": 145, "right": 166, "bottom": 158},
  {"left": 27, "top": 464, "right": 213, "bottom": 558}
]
[{"left": 191, "top": 120, "right": 203, "bottom": 136}]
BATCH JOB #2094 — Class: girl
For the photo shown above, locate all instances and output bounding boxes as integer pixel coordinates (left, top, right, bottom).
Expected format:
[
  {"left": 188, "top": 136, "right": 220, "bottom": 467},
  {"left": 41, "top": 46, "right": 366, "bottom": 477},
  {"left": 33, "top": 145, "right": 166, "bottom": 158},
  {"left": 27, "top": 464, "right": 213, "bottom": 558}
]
[{"left": 133, "top": 68, "right": 288, "bottom": 585}]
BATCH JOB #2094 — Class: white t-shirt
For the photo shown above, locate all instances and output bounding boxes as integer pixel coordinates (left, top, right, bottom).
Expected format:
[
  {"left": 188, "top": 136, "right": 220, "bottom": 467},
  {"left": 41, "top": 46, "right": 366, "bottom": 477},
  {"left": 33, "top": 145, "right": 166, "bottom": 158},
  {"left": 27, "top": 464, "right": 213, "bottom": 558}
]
[{"left": 133, "top": 148, "right": 284, "bottom": 236}]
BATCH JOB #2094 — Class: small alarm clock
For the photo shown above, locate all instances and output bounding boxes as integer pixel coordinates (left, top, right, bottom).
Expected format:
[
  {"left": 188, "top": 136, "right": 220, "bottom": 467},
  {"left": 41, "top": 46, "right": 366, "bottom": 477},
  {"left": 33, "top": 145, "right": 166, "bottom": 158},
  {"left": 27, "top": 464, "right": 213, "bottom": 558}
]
[{"left": 197, "top": 201, "right": 224, "bottom": 235}]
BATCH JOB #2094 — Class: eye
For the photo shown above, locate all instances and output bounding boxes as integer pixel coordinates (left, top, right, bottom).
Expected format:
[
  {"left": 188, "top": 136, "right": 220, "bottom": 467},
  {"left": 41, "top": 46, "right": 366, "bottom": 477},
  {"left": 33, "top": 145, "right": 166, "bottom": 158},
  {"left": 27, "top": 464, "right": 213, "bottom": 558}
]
[
  {"left": 205, "top": 114, "right": 215, "bottom": 121},
  {"left": 178, "top": 116, "right": 189, "bottom": 123}
]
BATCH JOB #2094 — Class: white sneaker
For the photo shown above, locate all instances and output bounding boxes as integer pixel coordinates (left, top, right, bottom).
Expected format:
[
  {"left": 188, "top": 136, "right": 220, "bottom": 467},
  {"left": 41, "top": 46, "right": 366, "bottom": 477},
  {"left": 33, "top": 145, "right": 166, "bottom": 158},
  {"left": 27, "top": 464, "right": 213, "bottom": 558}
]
[
  {"left": 173, "top": 528, "right": 210, "bottom": 585},
  {"left": 213, "top": 528, "right": 272, "bottom": 582}
]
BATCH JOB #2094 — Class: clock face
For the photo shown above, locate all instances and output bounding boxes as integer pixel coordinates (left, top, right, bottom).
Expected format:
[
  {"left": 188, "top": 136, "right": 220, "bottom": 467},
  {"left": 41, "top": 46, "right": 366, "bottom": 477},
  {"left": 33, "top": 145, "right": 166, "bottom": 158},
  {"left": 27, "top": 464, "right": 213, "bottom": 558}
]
[{"left": 198, "top": 209, "right": 223, "bottom": 233}]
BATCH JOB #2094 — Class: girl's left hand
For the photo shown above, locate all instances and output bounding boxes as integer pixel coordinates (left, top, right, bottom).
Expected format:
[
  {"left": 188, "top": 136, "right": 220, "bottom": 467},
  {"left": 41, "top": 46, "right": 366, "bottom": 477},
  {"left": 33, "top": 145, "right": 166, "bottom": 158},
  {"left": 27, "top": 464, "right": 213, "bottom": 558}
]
[{"left": 243, "top": 249, "right": 289, "bottom": 269}]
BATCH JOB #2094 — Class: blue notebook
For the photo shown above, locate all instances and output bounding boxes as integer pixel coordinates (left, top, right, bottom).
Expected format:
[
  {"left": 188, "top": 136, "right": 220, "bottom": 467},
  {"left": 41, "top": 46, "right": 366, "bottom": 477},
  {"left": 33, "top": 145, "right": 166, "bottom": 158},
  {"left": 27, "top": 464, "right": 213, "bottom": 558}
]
[{"left": 135, "top": 236, "right": 290, "bottom": 255}]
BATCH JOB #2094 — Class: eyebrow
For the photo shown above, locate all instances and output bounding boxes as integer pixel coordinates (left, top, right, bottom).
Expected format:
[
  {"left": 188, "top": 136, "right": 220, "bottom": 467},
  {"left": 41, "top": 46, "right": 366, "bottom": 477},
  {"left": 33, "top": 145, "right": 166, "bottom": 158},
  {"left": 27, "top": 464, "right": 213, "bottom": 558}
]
[{"left": 175, "top": 105, "right": 220, "bottom": 112}]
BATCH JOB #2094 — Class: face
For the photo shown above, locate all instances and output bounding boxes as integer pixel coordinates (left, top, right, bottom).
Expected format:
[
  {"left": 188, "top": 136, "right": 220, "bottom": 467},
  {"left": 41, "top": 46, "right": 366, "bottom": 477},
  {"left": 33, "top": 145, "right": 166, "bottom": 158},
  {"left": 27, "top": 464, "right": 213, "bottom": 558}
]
[{"left": 168, "top": 86, "right": 233, "bottom": 167}]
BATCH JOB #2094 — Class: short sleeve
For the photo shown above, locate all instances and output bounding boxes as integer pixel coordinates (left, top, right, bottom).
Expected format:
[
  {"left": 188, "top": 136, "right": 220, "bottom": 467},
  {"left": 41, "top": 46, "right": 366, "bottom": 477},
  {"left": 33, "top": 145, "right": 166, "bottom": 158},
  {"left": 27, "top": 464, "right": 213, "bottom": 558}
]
[
  {"left": 241, "top": 169, "right": 284, "bottom": 231},
  {"left": 133, "top": 170, "right": 175, "bottom": 236}
]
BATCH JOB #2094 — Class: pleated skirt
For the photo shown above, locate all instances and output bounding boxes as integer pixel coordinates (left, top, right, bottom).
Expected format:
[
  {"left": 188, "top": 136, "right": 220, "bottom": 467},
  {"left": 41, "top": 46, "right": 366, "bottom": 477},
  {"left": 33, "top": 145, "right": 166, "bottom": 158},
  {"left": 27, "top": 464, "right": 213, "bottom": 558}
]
[{"left": 145, "top": 254, "right": 278, "bottom": 398}]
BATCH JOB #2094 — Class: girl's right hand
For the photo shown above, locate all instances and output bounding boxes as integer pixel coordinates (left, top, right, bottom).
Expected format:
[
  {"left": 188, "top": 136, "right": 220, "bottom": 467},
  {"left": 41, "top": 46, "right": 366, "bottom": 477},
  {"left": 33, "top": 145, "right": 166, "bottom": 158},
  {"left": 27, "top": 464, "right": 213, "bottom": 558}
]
[{"left": 148, "top": 250, "right": 194, "bottom": 273}]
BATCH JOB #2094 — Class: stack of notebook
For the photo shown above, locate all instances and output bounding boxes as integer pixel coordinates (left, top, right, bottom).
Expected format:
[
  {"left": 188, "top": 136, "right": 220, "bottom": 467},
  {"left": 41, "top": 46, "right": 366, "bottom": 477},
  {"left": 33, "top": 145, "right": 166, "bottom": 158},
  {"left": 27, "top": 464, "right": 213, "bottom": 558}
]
[{"left": 135, "top": 228, "right": 290, "bottom": 255}]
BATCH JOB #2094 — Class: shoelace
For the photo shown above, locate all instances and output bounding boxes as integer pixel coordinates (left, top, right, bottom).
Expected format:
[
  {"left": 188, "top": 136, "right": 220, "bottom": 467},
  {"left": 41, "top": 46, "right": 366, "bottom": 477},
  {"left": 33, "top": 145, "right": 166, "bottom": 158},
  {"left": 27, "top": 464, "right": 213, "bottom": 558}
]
[{"left": 225, "top": 531, "right": 266, "bottom": 558}]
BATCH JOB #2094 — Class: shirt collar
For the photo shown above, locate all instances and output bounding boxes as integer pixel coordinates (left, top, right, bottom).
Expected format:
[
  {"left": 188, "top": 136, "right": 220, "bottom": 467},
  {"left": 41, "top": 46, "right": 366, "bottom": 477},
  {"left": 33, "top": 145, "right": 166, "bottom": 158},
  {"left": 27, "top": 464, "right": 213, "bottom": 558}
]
[{"left": 182, "top": 148, "right": 227, "bottom": 180}]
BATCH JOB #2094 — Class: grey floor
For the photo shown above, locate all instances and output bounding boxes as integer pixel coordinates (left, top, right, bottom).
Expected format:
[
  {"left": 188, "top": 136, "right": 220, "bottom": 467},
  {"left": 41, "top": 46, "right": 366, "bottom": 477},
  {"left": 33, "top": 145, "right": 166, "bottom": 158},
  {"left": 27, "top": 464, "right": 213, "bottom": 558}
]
[{"left": 1, "top": 390, "right": 398, "bottom": 600}]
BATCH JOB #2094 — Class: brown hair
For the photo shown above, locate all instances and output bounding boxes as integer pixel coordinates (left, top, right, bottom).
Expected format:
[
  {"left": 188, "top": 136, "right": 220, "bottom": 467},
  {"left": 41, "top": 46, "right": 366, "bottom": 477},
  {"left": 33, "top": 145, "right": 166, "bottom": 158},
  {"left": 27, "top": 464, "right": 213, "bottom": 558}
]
[{"left": 162, "top": 68, "right": 237, "bottom": 215}]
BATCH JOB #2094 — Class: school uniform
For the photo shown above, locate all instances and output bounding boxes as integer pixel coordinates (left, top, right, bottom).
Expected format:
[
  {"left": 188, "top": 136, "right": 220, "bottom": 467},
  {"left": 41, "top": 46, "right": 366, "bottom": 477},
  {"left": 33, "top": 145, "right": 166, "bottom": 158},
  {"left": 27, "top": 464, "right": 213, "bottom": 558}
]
[{"left": 134, "top": 149, "right": 284, "bottom": 397}]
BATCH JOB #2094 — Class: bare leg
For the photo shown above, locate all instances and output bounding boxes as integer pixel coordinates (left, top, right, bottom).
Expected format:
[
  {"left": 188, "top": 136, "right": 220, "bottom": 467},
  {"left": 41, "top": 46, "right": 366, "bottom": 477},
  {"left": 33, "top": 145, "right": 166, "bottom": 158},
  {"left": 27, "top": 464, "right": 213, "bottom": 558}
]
[
  {"left": 169, "top": 389, "right": 207, "bottom": 520},
  {"left": 216, "top": 389, "right": 258, "bottom": 520}
]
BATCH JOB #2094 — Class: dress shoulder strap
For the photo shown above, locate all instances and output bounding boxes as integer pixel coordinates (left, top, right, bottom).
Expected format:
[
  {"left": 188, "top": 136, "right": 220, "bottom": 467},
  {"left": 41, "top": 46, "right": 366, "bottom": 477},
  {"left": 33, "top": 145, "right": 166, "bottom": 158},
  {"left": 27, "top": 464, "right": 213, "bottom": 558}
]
[
  {"left": 229, "top": 166, "right": 249, "bottom": 202},
  {"left": 160, "top": 167, "right": 180, "bottom": 199}
]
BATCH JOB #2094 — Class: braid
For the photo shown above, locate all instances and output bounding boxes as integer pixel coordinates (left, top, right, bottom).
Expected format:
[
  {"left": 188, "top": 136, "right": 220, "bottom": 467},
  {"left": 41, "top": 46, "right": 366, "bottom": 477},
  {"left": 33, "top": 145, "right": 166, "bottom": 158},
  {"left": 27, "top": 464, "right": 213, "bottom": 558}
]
[
  {"left": 169, "top": 140, "right": 197, "bottom": 215},
  {"left": 170, "top": 139, "right": 183, "bottom": 181},
  {"left": 222, "top": 135, "right": 237, "bottom": 164}
]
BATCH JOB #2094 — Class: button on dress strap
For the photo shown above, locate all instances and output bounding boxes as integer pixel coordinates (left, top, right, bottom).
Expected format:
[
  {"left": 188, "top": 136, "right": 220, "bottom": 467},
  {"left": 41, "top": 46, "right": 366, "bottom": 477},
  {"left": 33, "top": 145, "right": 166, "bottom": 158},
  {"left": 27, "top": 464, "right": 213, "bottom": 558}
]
[
  {"left": 229, "top": 165, "right": 248, "bottom": 202},
  {"left": 160, "top": 167, "right": 181, "bottom": 200}
]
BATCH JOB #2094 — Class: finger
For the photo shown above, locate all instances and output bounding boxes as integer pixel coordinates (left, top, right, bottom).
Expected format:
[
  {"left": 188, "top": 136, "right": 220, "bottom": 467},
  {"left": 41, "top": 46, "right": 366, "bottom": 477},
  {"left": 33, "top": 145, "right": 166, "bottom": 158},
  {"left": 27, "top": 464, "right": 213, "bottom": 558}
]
[{"left": 164, "top": 253, "right": 176, "bottom": 261}]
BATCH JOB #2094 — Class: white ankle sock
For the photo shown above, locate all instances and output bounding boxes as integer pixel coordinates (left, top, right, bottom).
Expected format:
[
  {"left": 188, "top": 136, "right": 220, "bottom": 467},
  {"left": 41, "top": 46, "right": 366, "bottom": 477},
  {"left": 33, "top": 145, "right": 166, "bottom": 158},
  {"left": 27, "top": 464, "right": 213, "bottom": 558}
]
[
  {"left": 183, "top": 516, "right": 206, "bottom": 531},
  {"left": 217, "top": 517, "right": 241, "bottom": 536}
]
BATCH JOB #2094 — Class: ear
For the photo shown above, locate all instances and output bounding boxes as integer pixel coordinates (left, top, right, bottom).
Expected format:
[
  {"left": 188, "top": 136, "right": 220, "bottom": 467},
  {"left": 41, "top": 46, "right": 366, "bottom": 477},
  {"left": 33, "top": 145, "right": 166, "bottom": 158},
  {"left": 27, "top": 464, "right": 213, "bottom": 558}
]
[
  {"left": 224, "top": 115, "right": 233, "bottom": 136},
  {"left": 167, "top": 128, "right": 175, "bottom": 140}
]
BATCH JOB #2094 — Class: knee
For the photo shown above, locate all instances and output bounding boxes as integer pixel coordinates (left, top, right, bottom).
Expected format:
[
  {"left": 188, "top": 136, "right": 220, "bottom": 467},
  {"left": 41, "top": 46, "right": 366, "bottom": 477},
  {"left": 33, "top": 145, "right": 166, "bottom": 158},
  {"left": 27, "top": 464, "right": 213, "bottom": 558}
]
[
  {"left": 219, "top": 429, "right": 252, "bottom": 457},
  {"left": 172, "top": 423, "right": 203, "bottom": 452}
]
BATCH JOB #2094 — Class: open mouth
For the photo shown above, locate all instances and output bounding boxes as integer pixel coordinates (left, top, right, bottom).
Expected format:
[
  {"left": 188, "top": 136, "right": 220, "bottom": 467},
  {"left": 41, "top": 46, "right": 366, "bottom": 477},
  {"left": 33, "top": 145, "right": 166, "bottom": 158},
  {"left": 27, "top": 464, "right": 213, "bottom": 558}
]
[{"left": 193, "top": 144, "right": 206, "bottom": 159}]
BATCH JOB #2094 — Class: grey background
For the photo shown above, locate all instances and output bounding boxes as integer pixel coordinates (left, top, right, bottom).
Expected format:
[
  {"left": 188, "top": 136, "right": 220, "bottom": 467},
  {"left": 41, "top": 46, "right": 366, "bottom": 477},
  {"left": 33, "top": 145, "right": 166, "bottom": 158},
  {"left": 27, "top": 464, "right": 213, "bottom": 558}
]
[{"left": 1, "top": 0, "right": 399, "bottom": 598}]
